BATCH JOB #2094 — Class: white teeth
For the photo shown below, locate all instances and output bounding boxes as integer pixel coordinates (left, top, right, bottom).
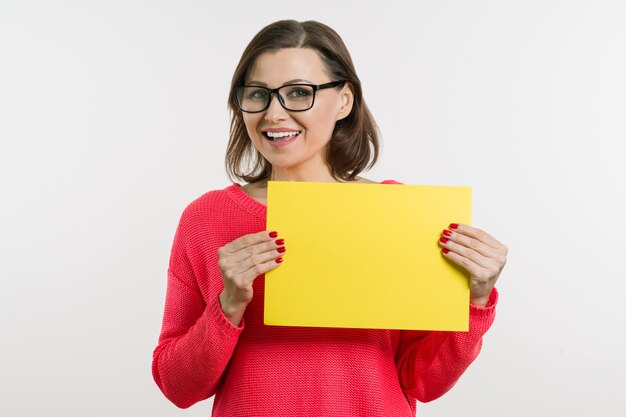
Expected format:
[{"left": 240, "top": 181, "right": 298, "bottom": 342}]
[{"left": 266, "top": 131, "right": 300, "bottom": 138}]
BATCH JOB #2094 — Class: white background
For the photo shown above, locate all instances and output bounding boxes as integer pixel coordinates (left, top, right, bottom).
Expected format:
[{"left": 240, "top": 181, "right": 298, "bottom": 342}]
[{"left": 1, "top": 1, "right": 625, "bottom": 416}]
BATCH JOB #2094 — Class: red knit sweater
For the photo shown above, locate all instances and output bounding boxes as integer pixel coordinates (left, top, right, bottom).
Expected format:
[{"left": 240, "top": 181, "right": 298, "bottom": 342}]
[{"left": 152, "top": 180, "right": 498, "bottom": 416}]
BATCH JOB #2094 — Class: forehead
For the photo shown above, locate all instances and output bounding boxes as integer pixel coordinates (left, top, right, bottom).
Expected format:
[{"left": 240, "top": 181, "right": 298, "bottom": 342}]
[{"left": 246, "top": 48, "right": 330, "bottom": 85}]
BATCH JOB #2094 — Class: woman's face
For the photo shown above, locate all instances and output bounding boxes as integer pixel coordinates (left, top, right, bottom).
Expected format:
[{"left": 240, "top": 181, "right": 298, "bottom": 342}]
[{"left": 242, "top": 48, "right": 353, "bottom": 180}]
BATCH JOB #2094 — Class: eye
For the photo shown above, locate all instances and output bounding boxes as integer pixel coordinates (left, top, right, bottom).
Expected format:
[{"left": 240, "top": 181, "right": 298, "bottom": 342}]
[
  {"left": 246, "top": 88, "right": 269, "bottom": 100},
  {"left": 285, "top": 87, "right": 312, "bottom": 98}
]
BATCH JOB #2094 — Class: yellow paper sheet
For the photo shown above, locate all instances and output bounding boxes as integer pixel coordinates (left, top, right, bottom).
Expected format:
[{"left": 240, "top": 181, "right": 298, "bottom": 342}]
[{"left": 265, "top": 181, "right": 472, "bottom": 331}]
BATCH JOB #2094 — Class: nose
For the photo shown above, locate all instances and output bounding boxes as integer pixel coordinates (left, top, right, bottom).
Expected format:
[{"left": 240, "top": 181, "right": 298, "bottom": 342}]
[{"left": 264, "top": 92, "right": 288, "bottom": 123}]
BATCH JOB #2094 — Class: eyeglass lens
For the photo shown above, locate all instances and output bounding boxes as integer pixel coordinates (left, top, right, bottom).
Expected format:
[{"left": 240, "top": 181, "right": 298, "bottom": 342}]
[{"left": 237, "top": 85, "right": 314, "bottom": 112}]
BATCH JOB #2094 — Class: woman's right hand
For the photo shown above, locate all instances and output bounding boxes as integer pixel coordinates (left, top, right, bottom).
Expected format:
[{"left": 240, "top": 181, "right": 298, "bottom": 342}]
[{"left": 217, "top": 230, "right": 285, "bottom": 326}]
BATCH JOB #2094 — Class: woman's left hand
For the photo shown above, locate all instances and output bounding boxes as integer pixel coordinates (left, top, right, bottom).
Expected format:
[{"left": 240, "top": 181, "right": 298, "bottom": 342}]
[{"left": 438, "top": 223, "right": 508, "bottom": 307}]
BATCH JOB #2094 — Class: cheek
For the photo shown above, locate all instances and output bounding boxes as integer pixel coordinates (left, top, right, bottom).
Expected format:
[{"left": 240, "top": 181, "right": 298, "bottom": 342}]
[
  {"left": 305, "top": 108, "right": 338, "bottom": 137},
  {"left": 242, "top": 115, "right": 262, "bottom": 140}
]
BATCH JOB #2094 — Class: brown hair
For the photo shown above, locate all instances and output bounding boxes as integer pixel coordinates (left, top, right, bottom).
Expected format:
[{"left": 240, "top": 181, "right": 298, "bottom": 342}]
[{"left": 225, "top": 20, "right": 380, "bottom": 183}]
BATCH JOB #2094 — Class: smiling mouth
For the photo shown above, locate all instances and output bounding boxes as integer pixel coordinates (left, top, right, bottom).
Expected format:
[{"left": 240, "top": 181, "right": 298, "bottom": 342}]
[{"left": 263, "top": 131, "right": 301, "bottom": 141}]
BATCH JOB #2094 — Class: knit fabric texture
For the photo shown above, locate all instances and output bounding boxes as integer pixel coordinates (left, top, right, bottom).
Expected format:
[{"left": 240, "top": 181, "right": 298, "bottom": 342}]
[{"left": 152, "top": 180, "right": 498, "bottom": 416}]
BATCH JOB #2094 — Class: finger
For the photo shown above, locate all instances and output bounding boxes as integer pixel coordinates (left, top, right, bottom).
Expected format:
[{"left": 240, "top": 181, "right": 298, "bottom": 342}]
[
  {"left": 239, "top": 256, "right": 284, "bottom": 286},
  {"left": 439, "top": 236, "right": 493, "bottom": 270},
  {"left": 440, "top": 245, "right": 485, "bottom": 276},
  {"left": 230, "top": 245, "right": 286, "bottom": 275},
  {"left": 448, "top": 223, "right": 503, "bottom": 251},
  {"left": 441, "top": 228, "right": 501, "bottom": 261},
  {"left": 221, "top": 230, "right": 278, "bottom": 254},
  {"left": 228, "top": 237, "right": 285, "bottom": 264}
]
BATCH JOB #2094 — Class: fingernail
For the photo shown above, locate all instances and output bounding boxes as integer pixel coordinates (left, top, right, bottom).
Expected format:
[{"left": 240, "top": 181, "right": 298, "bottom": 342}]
[
  {"left": 277, "top": 246, "right": 286, "bottom": 253},
  {"left": 449, "top": 223, "right": 459, "bottom": 229},
  {"left": 442, "top": 230, "right": 452, "bottom": 237},
  {"left": 269, "top": 231, "right": 278, "bottom": 238},
  {"left": 275, "top": 257, "right": 283, "bottom": 263},
  {"left": 275, "top": 239, "right": 285, "bottom": 245},
  {"left": 439, "top": 237, "right": 449, "bottom": 244},
  {"left": 442, "top": 248, "right": 449, "bottom": 254}
]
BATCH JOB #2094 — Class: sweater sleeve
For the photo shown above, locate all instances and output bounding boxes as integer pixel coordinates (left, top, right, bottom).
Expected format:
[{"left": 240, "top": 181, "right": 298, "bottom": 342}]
[
  {"left": 395, "top": 287, "right": 498, "bottom": 403},
  {"left": 151, "top": 208, "right": 244, "bottom": 409}
]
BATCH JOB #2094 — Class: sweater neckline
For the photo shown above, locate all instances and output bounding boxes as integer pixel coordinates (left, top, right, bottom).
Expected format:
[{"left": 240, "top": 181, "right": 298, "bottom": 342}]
[
  {"left": 226, "top": 183, "right": 268, "bottom": 218},
  {"left": 226, "top": 179, "right": 400, "bottom": 218}
]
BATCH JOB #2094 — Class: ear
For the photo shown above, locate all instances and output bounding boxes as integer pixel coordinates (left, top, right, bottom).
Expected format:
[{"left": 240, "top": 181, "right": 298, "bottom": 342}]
[{"left": 335, "top": 82, "right": 355, "bottom": 122}]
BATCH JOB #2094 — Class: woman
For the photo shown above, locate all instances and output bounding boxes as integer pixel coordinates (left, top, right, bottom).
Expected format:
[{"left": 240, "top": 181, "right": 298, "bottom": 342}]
[{"left": 152, "top": 19, "right": 507, "bottom": 416}]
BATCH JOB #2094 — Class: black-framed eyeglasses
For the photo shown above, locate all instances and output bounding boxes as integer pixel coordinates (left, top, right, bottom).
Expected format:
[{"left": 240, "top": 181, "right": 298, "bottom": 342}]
[{"left": 233, "top": 80, "right": 346, "bottom": 113}]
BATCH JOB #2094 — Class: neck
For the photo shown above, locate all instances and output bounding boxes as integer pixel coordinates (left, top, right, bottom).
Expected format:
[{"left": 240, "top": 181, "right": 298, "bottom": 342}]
[{"left": 268, "top": 166, "right": 338, "bottom": 183}]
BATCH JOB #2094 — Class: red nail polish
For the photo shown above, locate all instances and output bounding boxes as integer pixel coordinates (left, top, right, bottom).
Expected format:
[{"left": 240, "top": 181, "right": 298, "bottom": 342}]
[
  {"left": 449, "top": 223, "right": 459, "bottom": 229},
  {"left": 275, "top": 257, "right": 283, "bottom": 263},
  {"left": 269, "top": 231, "right": 278, "bottom": 238},
  {"left": 439, "top": 237, "right": 449, "bottom": 244},
  {"left": 442, "top": 248, "right": 449, "bottom": 254},
  {"left": 277, "top": 246, "right": 286, "bottom": 253},
  {"left": 443, "top": 230, "right": 452, "bottom": 237},
  {"left": 275, "top": 239, "right": 285, "bottom": 245}
]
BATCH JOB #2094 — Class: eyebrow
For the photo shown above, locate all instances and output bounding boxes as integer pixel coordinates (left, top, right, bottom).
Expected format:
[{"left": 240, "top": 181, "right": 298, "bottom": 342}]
[{"left": 247, "top": 79, "right": 312, "bottom": 86}]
